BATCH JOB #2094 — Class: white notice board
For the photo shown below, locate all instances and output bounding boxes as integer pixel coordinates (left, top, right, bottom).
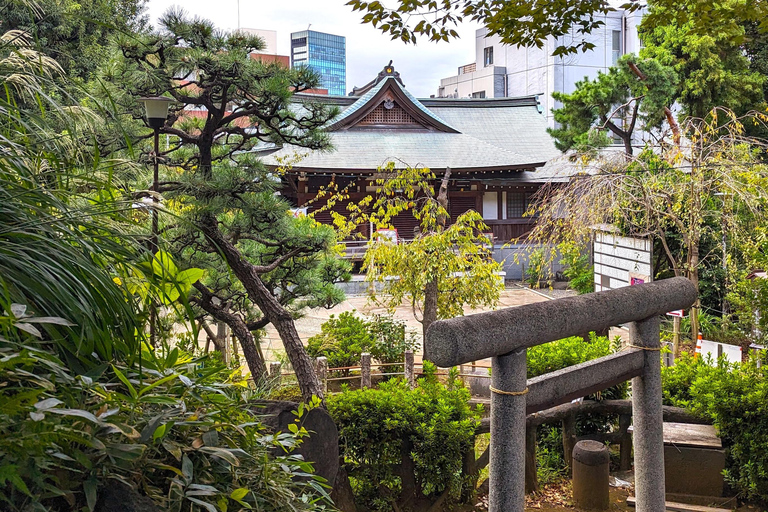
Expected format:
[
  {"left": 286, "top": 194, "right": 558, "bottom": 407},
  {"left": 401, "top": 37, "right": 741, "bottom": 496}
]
[{"left": 594, "top": 231, "right": 652, "bottom": 292}]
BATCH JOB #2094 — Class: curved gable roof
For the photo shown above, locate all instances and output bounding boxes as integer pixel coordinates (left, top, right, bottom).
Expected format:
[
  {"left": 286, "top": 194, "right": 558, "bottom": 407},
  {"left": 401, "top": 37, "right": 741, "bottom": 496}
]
[{"left": 326, "top": 76, "right": 459, "bottom": 133}]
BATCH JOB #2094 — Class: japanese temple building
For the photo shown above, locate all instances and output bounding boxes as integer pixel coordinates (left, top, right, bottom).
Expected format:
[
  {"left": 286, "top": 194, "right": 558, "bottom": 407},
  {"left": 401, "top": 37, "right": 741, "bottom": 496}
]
[{"left": 260, "top": 63, "right": 562, "bottom": 244}]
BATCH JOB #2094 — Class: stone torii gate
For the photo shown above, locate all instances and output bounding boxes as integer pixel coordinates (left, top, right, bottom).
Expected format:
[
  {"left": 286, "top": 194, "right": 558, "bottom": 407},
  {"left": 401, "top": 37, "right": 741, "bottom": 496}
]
[{"left": 425, "top": 277, "right": 697, "bottom": 512}]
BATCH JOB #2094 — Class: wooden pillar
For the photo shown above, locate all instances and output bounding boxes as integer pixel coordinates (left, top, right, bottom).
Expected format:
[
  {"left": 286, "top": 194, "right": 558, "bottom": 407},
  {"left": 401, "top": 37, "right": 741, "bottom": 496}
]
[
  {"left": 525, "top": 425, "right": 539, "bottom": 494},
  {"left": 404, "top": 350, "right": 415, "bottom": 389},
  {"left": 562, "top": 414, "right": 577, "bottom": 476},
  {"left": 316, "top": 356, "right": 328, "bottom": 394},
  {"left": 361, "top": 353, "right": 371, "bottom": 388},
  {"left": 619, "top": 413, "right": 632, "bottom": 471}
]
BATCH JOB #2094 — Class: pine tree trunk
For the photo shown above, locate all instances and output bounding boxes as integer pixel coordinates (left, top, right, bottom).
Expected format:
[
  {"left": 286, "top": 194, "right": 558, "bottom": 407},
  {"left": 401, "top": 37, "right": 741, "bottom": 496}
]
[
  {"left": 199, "top": 216, "right": 323, "bottom": 402},
  {"left": 194, "top": 285, "right": 268, "bottom": 382},
  {"left": 623, "top": 134, "right": 634, "bottom": 157},
  {"left": 229, "top": 319, "right": 267, "bottom": 382}
]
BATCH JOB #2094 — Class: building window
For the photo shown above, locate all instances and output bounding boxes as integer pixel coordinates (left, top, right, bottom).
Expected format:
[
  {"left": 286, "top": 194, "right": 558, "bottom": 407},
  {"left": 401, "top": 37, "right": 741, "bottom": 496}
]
[
  {"left": 484, "top": 46, "right": 493, "bottom": 67},
  {"left": 472, "top": 91, "right": 486, "bottom": 98},
  {"left": 612, "top": 30, "right": 622, "bottom": 65},
  {"left": 506, "top": 192, "right": 538, "bottom": 218}
]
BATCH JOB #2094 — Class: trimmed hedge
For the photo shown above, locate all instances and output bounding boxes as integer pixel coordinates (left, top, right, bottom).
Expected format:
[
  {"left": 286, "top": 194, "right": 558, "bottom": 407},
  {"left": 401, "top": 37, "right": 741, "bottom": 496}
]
[
  {"left": 663, "top": 353, "right": 768, "bottom": 502},
  {"left": 327, "top": 363, "right": 480, "bottom": 511}
]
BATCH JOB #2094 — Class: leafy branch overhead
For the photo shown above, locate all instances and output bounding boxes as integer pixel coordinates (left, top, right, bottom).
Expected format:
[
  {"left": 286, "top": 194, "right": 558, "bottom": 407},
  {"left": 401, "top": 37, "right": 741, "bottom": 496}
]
[{"left": 348, "top": 0, "right": 768, "bottom": 57}]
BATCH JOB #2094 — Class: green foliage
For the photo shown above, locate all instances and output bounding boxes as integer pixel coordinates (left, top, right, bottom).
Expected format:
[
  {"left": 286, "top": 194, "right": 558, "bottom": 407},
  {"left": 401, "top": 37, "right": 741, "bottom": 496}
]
[
  {"left": 327, "top": 363, "right": 481, "bottom": 511},
  {"left": 2, "top": 0, "right": 148, "bottom": 82},
  {"left": 0, "top": 339, "right": 330, "bottom": 511},
  {"left": 662, "top": 353, "right": 768, "bottom": 501},
  {"left": 525, "top": 248, "right": 548, "bottom": 289},
  {"left": 549, "top": 54, "right": 677, "bottom": 154},
  {"left": 640, "top": 0, "right": 766, "bottom": 119},
  {"left": 367, "top": 314, "right": 418, "bottom": 368},
  {"left": 0, "top": 158, "right": 141, "bottom": 367},
  {"left": 558, "top": 241, "right": 594, "bottom": 294},
  {"left": 535, "top": 425, "right": 568, "bottom": 484},
  {"left": 308, "top": 311, "right": 373, "bottom": 372},
  {"left": 0, "top": 29, "right": 145, "bottom": 367},
  {"left": 307, "top": 312, "right": 417, "bottom": 373}
]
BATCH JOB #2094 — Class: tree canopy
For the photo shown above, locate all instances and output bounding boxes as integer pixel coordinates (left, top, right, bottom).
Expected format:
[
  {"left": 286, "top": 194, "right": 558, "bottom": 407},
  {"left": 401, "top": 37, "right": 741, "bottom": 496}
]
[
  {"left": 639, "top": 0, "right": 766, "bottom": 119},
  {"left": 548, "top": 54, "right": 677, "bottom": 155},
  {"left": 3, "top": 0, "right": 148, "bottom": 81}
]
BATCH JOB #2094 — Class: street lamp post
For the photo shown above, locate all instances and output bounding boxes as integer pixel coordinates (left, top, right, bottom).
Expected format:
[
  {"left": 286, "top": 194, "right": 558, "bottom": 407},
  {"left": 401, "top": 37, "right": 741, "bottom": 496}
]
[
  {"left": 138, "top": 96, "right": 173, "bottom": 346},
  {"left": 138, "top": 96, "right": 173, "bottom": 253}
]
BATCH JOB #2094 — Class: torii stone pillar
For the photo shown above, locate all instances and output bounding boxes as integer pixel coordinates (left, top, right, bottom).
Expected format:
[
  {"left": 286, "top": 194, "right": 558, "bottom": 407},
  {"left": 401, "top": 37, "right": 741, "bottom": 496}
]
[{"left": 425, "top": 277, "right": 697, "bottom": 512}]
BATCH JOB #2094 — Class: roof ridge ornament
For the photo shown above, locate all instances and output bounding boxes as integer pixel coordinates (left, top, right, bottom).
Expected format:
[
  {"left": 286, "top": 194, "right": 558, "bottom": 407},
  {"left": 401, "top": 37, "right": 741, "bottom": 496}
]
[{"left": 349, "top": 60, "right": 404, "bottom": 96}]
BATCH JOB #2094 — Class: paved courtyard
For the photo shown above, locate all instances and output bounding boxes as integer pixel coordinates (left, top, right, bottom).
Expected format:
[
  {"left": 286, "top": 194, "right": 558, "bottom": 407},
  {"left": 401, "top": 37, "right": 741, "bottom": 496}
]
[{"left": 259, "top": 284, "right": 556, "bottom": 363}]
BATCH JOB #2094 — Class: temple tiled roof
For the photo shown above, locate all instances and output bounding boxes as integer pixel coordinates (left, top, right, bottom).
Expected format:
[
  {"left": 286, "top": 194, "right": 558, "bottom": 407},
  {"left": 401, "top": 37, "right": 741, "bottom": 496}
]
[{"left": 259, "top": 65, "right": 560, "bottom": 175}]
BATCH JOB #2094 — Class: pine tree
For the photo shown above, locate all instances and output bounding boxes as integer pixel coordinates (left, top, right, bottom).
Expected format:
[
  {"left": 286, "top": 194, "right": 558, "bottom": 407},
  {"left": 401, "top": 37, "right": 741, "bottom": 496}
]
[{"left": 104, "top": 9, "right": 347, "bottom": 401}]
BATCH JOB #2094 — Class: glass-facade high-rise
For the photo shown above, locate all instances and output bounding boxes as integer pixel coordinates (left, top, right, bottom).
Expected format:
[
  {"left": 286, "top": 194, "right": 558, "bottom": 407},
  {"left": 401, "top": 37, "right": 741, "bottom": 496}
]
[{"left": 290, "top": 30, "right": 346, "bottom": 96}]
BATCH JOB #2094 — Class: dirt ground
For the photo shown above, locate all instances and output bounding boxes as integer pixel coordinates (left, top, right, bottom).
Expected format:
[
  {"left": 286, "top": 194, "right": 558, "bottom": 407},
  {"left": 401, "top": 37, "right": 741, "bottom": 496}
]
[{"left": 464, "top": 481, "right": 762, "bottom": 511}]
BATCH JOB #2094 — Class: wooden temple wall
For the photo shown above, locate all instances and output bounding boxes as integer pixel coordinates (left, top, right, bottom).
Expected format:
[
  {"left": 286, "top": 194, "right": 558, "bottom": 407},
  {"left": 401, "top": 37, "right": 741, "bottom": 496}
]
[{"left": 286, "top": 177, "right": 541, "bottom": 242}]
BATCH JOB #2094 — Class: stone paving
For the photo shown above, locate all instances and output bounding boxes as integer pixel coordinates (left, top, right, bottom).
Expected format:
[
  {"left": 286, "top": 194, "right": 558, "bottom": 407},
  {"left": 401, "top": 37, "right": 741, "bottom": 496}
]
[{"left": 259, "top": 285, "right": 554, "bottom": 363}]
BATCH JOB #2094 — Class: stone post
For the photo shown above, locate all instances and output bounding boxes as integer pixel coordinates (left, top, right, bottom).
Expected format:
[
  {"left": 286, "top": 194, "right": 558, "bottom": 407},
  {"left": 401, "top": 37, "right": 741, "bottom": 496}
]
[
  {"left": 404, "top": 350, "right": 415, "bottom": 389},
  {"left": 489, "top": 348, "right": 527, "bottom": 512},
  {"left": 269, "top": 362, "right": 281, "bottom": 383},
  {"left": 316, "top": 356, "right": 328, "bottom": 394},
  {"left": 631, "top": 316, "right": 666, "bottom": 512},
  {"left": 361, "top": 353, "right": 371, "bottom": 389},
  {"left": 572, "top": 440, "right": 610, "bottom": 510}
]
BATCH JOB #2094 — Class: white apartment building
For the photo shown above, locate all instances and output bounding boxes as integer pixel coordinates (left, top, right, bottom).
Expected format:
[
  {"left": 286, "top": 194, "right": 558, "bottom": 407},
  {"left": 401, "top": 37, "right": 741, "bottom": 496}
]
[{"left": 437, "top": 10, "right": 645, "bottom": 129}]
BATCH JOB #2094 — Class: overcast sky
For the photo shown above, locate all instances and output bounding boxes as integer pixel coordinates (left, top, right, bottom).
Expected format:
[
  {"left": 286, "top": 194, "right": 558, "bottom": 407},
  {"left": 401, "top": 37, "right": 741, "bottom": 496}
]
[{"left": 145, "top": 0, "right": 482, "bottom": 97}]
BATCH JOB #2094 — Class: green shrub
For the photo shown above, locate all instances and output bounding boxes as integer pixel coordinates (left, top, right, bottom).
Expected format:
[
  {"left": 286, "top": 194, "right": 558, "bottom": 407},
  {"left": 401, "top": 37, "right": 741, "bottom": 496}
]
[
  {"left": 307, "top": 311, "right": 373, "bottom": 373},
  {"left": 525, "top": 248, "right": 547, "bottom": 288},
  {"left": 535, "top": 425, "right": 568, "bottom": 484},
  {"left": 268, "top": 384, "right": 304, "bottom": 402},
  {"left": 367, "top": 314, "right": 418, "bottom": 374},
  {"left": 307, "top": 312, "right": 417, "bottom": 375},
  {"left": 327, "top": 363, "right": 481, "bottom": 511},
  {"left": 662, "top": 353, "right": 768, "bottom": 502},
  {"left": 527, "top": 334, "right": 627, "bottom": 482},
  {"left": 0, "top": 340, "right": 329, "bottom": 511},
  {"left": 558, "top": 241, "right": 594, "bottom": 294}
]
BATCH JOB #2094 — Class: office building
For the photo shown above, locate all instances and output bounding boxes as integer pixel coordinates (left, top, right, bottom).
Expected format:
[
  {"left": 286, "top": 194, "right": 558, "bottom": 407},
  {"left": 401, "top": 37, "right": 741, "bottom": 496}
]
[
  {"left": 290, "top": 30, "right": 346, "bottom": 96},
  {"left": 238, "top": 28, "right": 278, "bottom": 54},
  {"left": 436, "top": 9, "right": 645, "bottom": 131}
]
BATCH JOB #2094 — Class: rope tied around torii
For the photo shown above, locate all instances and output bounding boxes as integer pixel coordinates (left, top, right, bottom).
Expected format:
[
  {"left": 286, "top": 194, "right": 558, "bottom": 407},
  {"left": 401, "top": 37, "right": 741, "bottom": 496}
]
[{"left": 424, "top": 277, "right": 698, "bottom": 512}]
